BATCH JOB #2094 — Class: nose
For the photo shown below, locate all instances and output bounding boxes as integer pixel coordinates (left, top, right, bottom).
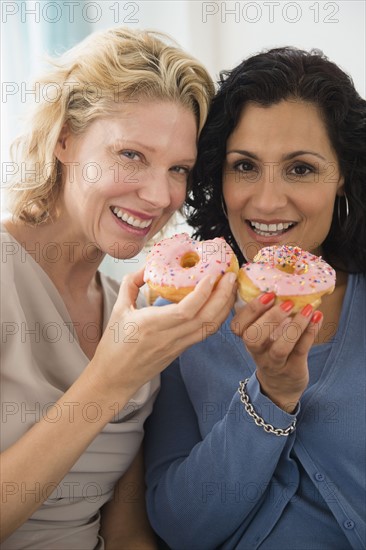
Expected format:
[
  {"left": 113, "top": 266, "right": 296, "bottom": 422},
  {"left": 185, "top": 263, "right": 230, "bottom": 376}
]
[
  {"left": 251, "top": 167, "right": 288, "bottom": 213},
  {"left": 137, "top": 170, "right": 172, "bottom": 209}
]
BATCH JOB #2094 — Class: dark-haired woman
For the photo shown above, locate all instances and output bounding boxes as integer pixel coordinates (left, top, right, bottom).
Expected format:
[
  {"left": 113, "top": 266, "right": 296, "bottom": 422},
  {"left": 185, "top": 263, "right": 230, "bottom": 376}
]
[{"left": 144, "top": 47, "right": 366, "bottom": 549}]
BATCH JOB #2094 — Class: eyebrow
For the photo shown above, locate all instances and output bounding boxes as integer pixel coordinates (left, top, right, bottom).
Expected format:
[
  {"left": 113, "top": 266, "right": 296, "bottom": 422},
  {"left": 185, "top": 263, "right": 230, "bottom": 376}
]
[
  {"left": 285, "top": 150, "right": 327, "bottom": 161},
  {"left": 115, "top": 140, "right": 157, "bottom": 153},
  {"left": 226, "top": 149, "right": 327, "bottom": 161},
  {"left": 226, "top": 149, "right": 259, "bottom": 159}
]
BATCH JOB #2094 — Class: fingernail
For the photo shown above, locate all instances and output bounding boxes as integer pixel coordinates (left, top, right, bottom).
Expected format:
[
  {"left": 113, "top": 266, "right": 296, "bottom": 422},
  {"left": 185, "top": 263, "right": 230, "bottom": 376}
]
[
  {"left": 311, "top": 311, "right": 323, "bottom": 324},
  {"left": 301, "top": 304, "right": 313, "bottom": 318},
  {"left": 259, "top": 292, "right": 276, "bottom": 305},
  {"left": 227, "top": 272, "right": 237, "bottom": 284},
  {"left": 280, "top": 300, "right": 294, "bottom": 313}
]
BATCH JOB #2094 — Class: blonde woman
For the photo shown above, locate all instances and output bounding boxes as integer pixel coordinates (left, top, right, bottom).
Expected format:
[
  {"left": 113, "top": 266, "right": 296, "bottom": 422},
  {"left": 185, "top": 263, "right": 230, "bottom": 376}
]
[{"left": 0, "top": 27, "right": 237, "bottom": 549}]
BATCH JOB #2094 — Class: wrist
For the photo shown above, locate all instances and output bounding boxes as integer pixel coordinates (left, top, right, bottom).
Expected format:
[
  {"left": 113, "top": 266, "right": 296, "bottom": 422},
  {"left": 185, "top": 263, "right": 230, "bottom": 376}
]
[
  {"left": 77, "top": 362, "right": 135, "bottom": 423},
  {"left": 238, "top": 378, "right": 297, "bottom": 436},
  {"left": 256, "top": 376, "right": 302, "bottom": 413},
  {"left": 265, "top": 394, "right": 300, "bottom": 414}
]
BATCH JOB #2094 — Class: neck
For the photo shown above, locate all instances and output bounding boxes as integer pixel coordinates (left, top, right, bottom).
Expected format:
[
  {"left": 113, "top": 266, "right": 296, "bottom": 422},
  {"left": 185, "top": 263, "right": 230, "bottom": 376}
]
[{"left": 3, "top": 216, "right": 105, "bottom": 297}]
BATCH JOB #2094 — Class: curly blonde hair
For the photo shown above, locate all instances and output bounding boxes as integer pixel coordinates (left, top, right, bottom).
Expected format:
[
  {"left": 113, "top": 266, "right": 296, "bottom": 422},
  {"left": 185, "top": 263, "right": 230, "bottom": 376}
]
[{"left": 8, "top": 27, "right": 214, "bottom": 224}]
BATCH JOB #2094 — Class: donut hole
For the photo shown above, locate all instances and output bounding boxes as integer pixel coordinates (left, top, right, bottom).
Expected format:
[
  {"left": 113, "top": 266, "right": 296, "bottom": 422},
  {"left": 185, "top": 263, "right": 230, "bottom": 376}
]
[
  {"left": 276, "top": 264, "right": 296, "bottom": 275},
  {"left": 180, "top": 251, "right": 200, "bottom": 269},
  {"left": 275, "top": 263, "right": 308, "bottom": 275}
]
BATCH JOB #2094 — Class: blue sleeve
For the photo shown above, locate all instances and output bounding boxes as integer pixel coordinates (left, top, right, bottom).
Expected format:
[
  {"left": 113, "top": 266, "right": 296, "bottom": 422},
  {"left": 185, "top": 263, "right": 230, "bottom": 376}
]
[{"left": 144, "top": 359, "right": 299, "bottom": 549}]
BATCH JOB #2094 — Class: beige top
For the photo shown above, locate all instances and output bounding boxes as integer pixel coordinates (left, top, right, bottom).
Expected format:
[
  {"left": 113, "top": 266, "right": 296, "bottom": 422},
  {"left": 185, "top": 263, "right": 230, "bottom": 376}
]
[{"left": 0, "top": 225, "right": 160, "bottom": 549}]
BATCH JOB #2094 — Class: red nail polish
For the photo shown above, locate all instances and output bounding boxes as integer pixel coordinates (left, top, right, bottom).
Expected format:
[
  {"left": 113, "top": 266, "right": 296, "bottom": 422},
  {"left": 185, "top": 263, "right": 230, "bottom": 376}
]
[
  {"left": 311, "top": 311, "right": 323, "bottom": 324},
  {"left": 301, "top": 304, "right": 313, "bottom": 318},
  {"left": 260, "top": 292, "right": 276, "bottom": 305},
  {"left": 280, "top": 300, "right": 294, "bottom": 313}
]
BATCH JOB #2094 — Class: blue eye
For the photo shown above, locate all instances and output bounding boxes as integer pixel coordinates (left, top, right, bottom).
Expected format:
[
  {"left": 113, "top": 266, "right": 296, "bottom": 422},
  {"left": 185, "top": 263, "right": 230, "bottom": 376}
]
[{"left": 120, "top": 150, "right": 140, "bottom": 161}]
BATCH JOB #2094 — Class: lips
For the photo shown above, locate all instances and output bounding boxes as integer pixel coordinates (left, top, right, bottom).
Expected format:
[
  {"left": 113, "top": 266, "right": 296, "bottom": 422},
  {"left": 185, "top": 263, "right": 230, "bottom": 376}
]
[
  {"left": 248, "top": 220, "right": 295, "bottom": 237},
  {"left": 111, "top": 206, "right": 153, "bottom": 229}
]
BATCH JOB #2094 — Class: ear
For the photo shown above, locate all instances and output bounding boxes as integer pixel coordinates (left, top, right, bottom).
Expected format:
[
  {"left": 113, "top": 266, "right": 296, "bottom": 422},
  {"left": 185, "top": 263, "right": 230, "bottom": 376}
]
[
  {"left": 336, "top": 176, "right": 345, "bottom": 196},
  {"left": 54, "top": 124, "right": 72, "bottom": 163}
]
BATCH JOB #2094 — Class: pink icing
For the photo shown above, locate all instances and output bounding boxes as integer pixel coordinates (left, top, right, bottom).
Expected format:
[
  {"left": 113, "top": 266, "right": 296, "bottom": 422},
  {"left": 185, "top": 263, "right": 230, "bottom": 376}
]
[
  {"left": 241, "top": 245, "right": 336, "bottom": 295},
  {"left": 144, "top": 233, "right": 235, "bottom": 288}
]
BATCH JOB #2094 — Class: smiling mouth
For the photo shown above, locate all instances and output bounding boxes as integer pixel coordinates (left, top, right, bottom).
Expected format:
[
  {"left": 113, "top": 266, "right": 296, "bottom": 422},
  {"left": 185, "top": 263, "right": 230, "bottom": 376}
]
[
  {"left": 111, "top": 207, "right": 153, "bottom": 229},
  {"left": 248, "top": 220, "right": 296, "bottom": 237}
]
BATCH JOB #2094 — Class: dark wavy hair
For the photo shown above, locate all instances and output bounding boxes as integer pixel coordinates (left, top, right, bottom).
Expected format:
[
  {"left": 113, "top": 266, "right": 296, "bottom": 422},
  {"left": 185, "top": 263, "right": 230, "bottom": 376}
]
[{"left": 187, "top": 47, "right": 366, "bottom": 273}]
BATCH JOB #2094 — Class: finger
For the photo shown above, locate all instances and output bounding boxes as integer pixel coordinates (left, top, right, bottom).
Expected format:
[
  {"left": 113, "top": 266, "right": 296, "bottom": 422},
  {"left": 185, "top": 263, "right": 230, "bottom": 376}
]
[
  {"left": 266, "top": 305, "right": 319, "bottom": 365},
  {"left": 149, "top": 272, "right": 237, "bottom": 342},
  {"left": 270, "top": 302, "right": 314, "bottom": 341},
  {"left": 173, "top": 272, "right": 236, "bottom": 320},
  {"left": 231, "top": 292, "right": 276, "bottom": 334},
  {"left": 127, "top": 267, "right": 145, "bottom": 287},
  {"left": 201, "top": 271, "right": 237, "bottom": 312},
  {"left": 239, "top": 299, "right": 296, "bottom": 351},
  {"left": 288, "top": 310, "right": 324, "bottom": 361},
  {"left": 129, "top": 275, "right": 219, "bottom": 334},
  {"left": 194, "top": 272, "right": 237, "bottom": 326},
  {"left": 270, "top": 316, "right": 293, "bottom": 342},
  {"left": 114, "top": 269, "right": 145, "bottom": 312},
  {"left": 165, "top": 284, "right": 237, "bottom": 366}
]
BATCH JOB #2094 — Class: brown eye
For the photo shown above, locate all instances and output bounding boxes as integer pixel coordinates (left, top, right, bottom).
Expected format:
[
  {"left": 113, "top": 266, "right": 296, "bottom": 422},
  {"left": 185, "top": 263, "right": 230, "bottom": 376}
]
[
  {"left": 234, "top": 161, "right": 255, "bottom": 172},
  {"left": 291, "top": 163, "right": 313, "bottom": 176},
  {"left": 171, "top": 166, "right": 189, "bottom": 174}
]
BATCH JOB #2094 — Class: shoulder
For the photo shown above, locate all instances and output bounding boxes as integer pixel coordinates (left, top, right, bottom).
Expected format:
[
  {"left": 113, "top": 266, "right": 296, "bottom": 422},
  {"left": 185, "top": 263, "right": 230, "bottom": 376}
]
[
  {"left": 0, "top": 226, "right": 18, "bottom": 288},
  {"left": 0, "top": 231, "right": 26, "bottom": 346}
]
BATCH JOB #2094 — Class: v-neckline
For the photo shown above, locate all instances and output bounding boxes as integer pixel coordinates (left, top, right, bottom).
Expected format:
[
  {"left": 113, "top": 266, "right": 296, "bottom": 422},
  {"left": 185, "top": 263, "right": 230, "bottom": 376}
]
[{"left": 1, "top": 223, "right": 107, "bottom": 359}]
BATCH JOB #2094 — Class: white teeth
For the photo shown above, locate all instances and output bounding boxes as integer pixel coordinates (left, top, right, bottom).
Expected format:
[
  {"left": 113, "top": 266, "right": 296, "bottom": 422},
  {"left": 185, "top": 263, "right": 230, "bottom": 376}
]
[
  {"left": 250, "top": 221, "right": 294, "bottom": 235},
  {"left": 112, "top": 207, "right": 152, "bottom": 229}
]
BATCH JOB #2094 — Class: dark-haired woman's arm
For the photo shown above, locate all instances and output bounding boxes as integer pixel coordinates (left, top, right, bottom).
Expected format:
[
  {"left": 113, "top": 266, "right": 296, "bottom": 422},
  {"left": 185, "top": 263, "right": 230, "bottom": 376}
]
[
  {"left": 144, "top": 359, "right": 298, "bottom": 550},
  {"left": 100, "top": 446, "right": 158, "bottom": 550}
]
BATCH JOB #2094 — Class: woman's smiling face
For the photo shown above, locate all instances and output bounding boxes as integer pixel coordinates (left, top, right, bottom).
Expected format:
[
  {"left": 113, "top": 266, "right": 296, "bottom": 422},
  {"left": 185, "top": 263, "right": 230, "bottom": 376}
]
[
  {"left": 223, "top": 99, "right": 344, "bottom": 262},
  {"left": 56, "top": 99, "right": 197, "bottom": 258}
]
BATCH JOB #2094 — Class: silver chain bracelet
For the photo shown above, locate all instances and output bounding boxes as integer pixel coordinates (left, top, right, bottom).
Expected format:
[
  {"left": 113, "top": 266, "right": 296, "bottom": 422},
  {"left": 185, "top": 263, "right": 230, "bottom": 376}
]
[{"left": 238, "top": 379, "right": 297, "bottom": 436}]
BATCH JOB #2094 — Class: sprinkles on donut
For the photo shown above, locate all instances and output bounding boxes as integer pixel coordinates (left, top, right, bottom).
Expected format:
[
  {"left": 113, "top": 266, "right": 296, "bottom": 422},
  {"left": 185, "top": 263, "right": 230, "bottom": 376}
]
[
  {"left": 143, "top": 233, "right": 239, "bottom": 303},
  {"left": 238, "top": 245, "right": 336, "bottom": 312}
]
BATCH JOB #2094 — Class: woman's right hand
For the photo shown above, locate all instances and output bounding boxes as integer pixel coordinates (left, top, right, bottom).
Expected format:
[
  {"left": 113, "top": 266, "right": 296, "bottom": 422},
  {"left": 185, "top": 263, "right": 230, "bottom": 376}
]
[
  {"left": 87, "top": 269, "right": 237, "bottom": 403},
  {"left": 0, "top": 268, "right": 236, "bottom": 542},
  {"left": 230, "top": 293, "right": 323, "bottom": 412}
]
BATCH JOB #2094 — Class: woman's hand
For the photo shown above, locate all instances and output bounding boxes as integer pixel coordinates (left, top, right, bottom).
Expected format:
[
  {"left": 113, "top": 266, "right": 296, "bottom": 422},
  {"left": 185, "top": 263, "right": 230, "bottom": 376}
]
[
  {"left": 1, "top": 268, "right": 236, "bottom": 541},
  {"left": 87, "top": 269, "right": 237, "bottom": 403},
  {"left": 231, "top": 293, "right": 323, "bottom": 412}
]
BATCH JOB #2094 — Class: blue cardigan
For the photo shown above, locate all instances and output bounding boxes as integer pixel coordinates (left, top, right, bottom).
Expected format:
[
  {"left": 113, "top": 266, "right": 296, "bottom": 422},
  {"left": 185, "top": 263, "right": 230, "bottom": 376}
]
[{"left": 145, "top": 274, "right": 366, "bottom": 549}]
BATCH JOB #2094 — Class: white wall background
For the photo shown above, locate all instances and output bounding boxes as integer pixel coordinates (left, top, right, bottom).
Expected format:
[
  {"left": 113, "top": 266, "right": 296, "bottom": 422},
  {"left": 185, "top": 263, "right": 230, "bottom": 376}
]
[{"left": 1, "top": 0, "right": 365, "bottom": 279}]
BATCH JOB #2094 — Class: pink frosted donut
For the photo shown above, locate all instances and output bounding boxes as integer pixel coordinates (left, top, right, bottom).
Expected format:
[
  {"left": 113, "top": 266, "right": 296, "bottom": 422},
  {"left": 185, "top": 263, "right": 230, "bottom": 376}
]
[
  {"left": 144, "top": 233, "right": 239, "bottom": 303},
  {"left": 238, "top": 245, "right": 336, "bottom": 311}
]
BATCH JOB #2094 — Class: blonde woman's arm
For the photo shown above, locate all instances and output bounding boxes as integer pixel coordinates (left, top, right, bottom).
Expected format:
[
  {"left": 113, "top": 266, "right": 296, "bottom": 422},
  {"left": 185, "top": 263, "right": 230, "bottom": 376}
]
[{"left": 1, "top": 271, "right": 236, "bottom": 541}]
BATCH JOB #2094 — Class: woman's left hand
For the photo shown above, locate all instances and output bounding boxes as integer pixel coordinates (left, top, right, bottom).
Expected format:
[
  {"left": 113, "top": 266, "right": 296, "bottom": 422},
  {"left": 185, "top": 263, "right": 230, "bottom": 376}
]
[{"left": 230, "top": 293, "right": 323, "bottom": 412}]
